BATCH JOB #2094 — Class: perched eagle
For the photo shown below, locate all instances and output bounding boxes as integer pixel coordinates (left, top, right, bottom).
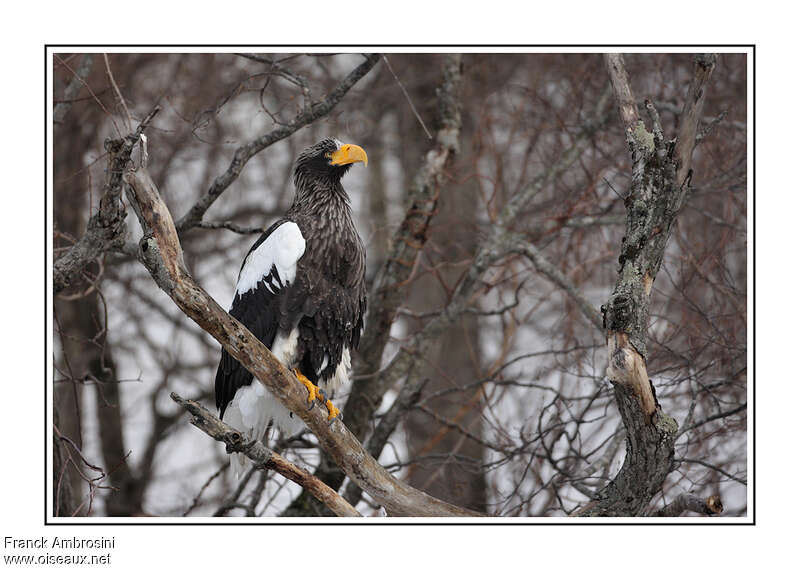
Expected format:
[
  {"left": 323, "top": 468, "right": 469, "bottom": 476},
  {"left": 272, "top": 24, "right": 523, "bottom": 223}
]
[{"left": 215, "top": 138, "right": 368, "bottom": 475}]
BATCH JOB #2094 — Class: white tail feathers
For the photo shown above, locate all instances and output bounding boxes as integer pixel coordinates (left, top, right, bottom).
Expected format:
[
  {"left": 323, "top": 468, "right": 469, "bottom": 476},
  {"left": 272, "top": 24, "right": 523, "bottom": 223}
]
[{"left": 224, "top": 379, "right": 305, "bottom": 479}]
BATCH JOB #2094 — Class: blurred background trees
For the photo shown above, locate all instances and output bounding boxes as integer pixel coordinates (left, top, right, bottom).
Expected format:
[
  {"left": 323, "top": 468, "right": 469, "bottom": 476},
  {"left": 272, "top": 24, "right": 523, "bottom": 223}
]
[{"left": 52, "top": 51, "right": 748, "bottom": 517}]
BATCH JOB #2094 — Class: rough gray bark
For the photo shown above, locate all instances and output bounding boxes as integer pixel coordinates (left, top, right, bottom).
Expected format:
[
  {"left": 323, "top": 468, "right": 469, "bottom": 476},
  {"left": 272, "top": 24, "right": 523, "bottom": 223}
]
[
  {"left": 653, "top": 493, "right": 723, "bottom": 517},
  {"left": 123, "top": 167, "right": 484, "bottom": 517},
  {"left": 578, "top": 53, "right": 717, "bottom": 517}
]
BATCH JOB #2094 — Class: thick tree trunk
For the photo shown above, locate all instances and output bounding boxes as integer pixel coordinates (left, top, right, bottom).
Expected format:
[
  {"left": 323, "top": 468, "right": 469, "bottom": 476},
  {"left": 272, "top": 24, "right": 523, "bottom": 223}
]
[
  {"left": 405, "top": 118, "right": 486, "bottom": 512},
  {"left": 52, "top": 76, "right": 95, "bottom": 514}
]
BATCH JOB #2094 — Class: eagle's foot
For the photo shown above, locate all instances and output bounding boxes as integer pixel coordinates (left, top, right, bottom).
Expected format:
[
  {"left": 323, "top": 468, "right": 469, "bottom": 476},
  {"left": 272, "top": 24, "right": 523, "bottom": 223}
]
[
  {"left": 294, "top": 369, "right": 320, "bottom": 408},
  {"left": 294, "top": 370, "right": 341, "bottom": 423},
  {"left": 316, "top": 389, "right": 341, "bottom": 422},
  {"left": 324, "top": 399, "right": 341, "bottom": 423}
]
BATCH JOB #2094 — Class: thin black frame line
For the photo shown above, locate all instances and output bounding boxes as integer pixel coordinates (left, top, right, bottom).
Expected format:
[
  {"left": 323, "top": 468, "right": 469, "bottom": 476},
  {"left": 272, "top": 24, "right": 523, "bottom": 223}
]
[
  {"left": 751, "top": 43, "right": 756, "bottom": 526},
  {"left": 45, "top": 45, "right": 755, "bottom": 526},
  {"left": 44, "top": 43, "right": 49, "bottom": 525},
  {"left": 45, "top": 43, "right": 755, "bottom": 48},
  {"left": 47, "top": 522, "right": 754, "bottom": 526}
]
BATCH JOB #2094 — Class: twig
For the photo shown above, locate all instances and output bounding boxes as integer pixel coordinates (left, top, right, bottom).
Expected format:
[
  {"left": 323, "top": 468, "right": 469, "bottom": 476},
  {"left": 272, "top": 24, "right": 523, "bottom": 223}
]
[
  {"left": 102, "top": 54, "right": 134, "bottom": 131},
  {"left": 679, "top": 459, "right": 746, "bottom": 485},
  {"left": 382, "top": 55, "right": 432, "bottom": 139},
  {"left": 678, "top": 402, "right": 746, "bottom": 437},
  {"left": 195, "top": 220, "right": 265, "bottom": 235},
  {"left": 513, "top": 239, "right": 603, "bottom": 331}
]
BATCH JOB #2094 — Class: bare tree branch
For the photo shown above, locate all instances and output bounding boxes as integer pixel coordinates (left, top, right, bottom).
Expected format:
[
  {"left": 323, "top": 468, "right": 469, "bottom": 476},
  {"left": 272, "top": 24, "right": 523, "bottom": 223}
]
[
  {"left": 513, "top": 240, "right": 603, "bottom": 331},
  {"left": 195, "top": 220, "right": 266, "bottom": 235},
  {"left": 652, "top": 493, "right": 723, "bottom": 517},
  {"left": 604, "top": 54, "right": 640, "bottom": 132},
  {"left": 174, "top": 54, "right": 381, "bottom": 233},
  {"left": 382, "top": 55, "right": 433, "bottom": 139},
  {"left": 102, "top": 54, "right": 134, "bottom": 131}
]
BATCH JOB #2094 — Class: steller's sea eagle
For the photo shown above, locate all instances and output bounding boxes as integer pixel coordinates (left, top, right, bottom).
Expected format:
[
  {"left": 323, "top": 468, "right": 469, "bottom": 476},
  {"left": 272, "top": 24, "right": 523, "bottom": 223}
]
[{"left": 214, "top": 138, "right": 368, "bottom": 476}]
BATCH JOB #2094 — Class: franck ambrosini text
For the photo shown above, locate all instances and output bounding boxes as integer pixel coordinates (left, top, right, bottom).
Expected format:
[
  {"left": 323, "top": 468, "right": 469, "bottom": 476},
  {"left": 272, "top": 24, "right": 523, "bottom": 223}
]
[{"left": 4, "top": 536, "right": 114, "bottom": 565}]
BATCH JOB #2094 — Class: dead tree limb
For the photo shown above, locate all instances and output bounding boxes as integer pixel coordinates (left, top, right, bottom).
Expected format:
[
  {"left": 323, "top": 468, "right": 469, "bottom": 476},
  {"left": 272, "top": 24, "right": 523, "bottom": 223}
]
[
  {"left": 170, "top": 393, "right": 361, "bottom": 517},
  {"left": 53, "top": 106, "right": 160, "bottom": 294},
  {"left": 675, "top": 54, "right": 718, "bottom": 184},
  {"left": 122, "top": 167, "right": 484, "bottom": 517},
  {"left": 578, "top": 54, "right": 717, "bottom": 517},
  {"left": 652, "top": 493, "right": 723, "bottom": 517}
]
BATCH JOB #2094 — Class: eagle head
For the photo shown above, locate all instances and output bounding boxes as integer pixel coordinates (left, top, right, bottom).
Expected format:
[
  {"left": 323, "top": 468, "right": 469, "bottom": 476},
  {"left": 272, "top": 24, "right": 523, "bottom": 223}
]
[{"left": 294, "top": 138, "right": 368, "bottom": 184}]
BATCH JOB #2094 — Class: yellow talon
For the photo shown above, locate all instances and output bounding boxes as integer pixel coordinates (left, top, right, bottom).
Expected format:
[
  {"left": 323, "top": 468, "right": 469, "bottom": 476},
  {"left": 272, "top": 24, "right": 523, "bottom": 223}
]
[
  {"left": 325, "top": 400, "right": 341, "bottom": 421},
  {"left": 294, "top": 369, "right": 318, "bottom": 403},
  {"left": 294, "top": 369, "right": 340, "bottom": 421}
]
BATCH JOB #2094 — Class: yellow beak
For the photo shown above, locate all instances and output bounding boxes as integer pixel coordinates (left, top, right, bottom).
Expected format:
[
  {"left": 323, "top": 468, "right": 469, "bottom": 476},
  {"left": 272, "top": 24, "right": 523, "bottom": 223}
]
[{"left": 329, "top": 143, "right": 368, "bottom": 167}]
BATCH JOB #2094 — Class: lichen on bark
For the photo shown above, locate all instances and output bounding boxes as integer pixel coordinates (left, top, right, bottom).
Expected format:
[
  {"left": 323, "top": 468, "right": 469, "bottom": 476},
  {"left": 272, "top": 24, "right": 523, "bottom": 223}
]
[{"left": 630, "top": 121, "right": 655, "bottom": 154}]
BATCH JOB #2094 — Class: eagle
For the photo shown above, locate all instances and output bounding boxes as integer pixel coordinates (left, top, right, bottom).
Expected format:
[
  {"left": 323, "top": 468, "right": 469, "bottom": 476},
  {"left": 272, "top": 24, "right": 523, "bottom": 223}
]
[{"left": 214, "top": 138, "right": 368, "bottom": 476}]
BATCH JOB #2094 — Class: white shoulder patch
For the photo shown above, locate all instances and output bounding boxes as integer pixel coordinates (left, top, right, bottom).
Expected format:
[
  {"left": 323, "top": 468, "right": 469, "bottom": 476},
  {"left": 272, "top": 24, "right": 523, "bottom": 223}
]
[{"left": 236, "top": 222, "right": 306, "bottom": 296}]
